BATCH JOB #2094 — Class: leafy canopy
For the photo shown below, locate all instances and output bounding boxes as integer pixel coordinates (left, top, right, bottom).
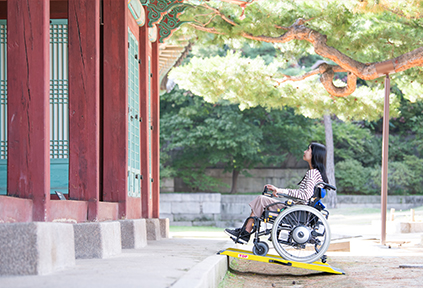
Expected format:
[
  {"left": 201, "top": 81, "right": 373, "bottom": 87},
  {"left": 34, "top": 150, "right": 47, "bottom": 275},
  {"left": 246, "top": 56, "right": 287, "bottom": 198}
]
[{"left": 169, "top": 0, "right": 423, "bottom": 108}]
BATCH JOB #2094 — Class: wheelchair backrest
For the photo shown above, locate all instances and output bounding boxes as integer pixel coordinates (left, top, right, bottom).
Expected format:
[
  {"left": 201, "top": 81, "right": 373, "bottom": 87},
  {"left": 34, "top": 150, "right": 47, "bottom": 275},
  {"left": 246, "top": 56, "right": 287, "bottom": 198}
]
[{"left": 309, "top": 182, "right": 336, "bottom": 211}]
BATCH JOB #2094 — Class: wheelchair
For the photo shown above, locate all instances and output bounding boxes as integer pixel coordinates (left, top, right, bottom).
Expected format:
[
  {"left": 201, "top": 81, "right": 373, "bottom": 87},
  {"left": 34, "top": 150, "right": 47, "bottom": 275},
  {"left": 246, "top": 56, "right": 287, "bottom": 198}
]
[{"left": 231, "top": 182, "right": 336, "bottom": 264}]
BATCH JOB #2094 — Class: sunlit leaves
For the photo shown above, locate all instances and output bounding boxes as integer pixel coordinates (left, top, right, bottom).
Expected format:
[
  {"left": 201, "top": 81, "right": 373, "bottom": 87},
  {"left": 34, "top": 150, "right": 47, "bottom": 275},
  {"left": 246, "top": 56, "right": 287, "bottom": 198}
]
[{"left": 170, "top": 51, "right": 400, "bottom": 121}]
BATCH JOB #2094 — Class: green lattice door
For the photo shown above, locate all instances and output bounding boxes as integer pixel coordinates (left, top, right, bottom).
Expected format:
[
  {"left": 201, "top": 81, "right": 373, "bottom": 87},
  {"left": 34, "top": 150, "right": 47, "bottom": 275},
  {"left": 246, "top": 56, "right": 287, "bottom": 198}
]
[
  {"left": 50, "top": 19, "right": 69, "bottom": 195},
  {"left": 128, "top": 30, "right": 141, "bottom": 197},
  {"left": 148, "top": 56, "right": 153, "bottom": 199},
  {"left": 0, "top": 19, "right": 69, "bottom": 195},
  {"left": 0, "top": 20, "right": 6, "bottom": 194}
]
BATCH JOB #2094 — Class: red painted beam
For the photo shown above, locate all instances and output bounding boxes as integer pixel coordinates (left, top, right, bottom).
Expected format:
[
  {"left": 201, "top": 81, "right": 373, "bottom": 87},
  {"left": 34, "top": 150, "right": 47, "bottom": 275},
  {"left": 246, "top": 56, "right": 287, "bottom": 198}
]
[
  {"left": 102, "top": 0, "right": 129, "bottom": 218},
  {"left": 139, "top": 7, "right": 152, "bottom": 218},
  {"left": 68, "top": 0, "right": 100, "bottom": 221},
  {"left": 49, "top": 199, "right": 88, "bottom": 223},
  {"left": 7, "top": 0, "right": 51, "bottom": 221},
  {"left": 151, "top": 34, "right": 160, "bottom": 218},
  {"left": 0, "top": 196, "right": 33, "bottom": 223}
]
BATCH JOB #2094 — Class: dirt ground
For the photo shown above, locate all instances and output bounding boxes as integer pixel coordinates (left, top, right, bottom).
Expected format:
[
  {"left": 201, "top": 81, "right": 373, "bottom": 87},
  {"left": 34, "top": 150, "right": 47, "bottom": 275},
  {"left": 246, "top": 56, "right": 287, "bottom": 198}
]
[
  {"left": 217, "top": 207, "right": 423, "bottom": 288},
  {"left": 220, "top": 254, "right": 423, "bottom": 288}
]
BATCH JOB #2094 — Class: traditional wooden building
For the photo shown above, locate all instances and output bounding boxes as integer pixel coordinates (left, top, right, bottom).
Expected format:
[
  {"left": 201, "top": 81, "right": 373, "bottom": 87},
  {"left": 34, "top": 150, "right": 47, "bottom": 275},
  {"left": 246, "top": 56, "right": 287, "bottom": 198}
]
[{"left": 0, "top": 0, "right": 189, "bottom": 223}]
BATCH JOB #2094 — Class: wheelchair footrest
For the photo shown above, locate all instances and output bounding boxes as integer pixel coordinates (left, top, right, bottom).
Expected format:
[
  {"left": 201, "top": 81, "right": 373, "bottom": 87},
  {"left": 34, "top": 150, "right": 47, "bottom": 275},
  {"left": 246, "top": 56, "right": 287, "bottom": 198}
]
[{"left": 217, "top": 248, "right": 345, "bottom": 275}]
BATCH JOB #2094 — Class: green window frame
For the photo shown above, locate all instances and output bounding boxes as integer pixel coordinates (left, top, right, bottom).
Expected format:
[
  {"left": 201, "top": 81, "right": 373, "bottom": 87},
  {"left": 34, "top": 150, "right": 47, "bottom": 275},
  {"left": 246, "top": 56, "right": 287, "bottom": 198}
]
[
  {"left": 128, "top": 29, "right": 141, "bottom": 198},
  {"left": 0, "top": 20, "right": 7, "bottom": 194},
  {"left": 148, "top": 56, "right": 152, "bottom": 199}
]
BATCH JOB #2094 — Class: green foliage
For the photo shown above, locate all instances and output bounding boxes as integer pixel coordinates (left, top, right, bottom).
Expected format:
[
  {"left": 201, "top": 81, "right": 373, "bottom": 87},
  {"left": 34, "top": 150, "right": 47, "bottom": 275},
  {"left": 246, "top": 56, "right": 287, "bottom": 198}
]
[
  {"left": 335, "top": 159, "right": 376, "bottom": 194},
  {"left": 336, "top": 157, "right": 423, "bottom": 195},
  {"left": 164, "top": 0, "right": 423, "bottom": 195},
  {"left": 241, "top": 42, "right": 277, "bottom": 65},
  {"left": 160, "top": 86, "right": 320, "bottom": 192},
  {"left": 169, "top": 52, "right": 401, "bottom": 120},
  {"left": 171, "top": 0, "right": 423, "bottom": 102},
  {"left": 403, "top": 156, "right": 423, "bottom": 194}
]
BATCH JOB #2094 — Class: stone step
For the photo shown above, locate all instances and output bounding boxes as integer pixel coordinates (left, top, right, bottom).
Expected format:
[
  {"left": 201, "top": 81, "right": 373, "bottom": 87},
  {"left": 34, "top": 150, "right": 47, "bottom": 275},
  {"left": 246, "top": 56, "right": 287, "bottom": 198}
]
[
  {"left": 0, "top": 222, "right": 75, "bottom": 275},
  {"left": 119, "top": 219, "right": 147, "bottom": 249},
  {"left": 1, "top": 218, "right": 169, "bottom": 275}
]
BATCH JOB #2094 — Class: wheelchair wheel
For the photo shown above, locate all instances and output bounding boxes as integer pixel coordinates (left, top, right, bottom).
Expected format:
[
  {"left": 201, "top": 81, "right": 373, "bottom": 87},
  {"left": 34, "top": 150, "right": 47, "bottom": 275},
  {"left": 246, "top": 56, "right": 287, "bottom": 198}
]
[
  {"left": 271, "top": 205, "right": 331, "bottom": 263},
  {"left": 252, "top": 242, "right": 269, "bottom": 256}
]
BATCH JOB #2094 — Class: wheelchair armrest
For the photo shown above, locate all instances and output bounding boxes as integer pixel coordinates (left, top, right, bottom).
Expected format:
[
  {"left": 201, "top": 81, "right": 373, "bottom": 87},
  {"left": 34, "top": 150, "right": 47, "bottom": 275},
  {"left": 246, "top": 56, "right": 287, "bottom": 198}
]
[
  {"left": 315, "top": 182, "right": 337, "bottom": 191},
  {"left": 262, "top": 186, "right": 273, "bottom": 197}
]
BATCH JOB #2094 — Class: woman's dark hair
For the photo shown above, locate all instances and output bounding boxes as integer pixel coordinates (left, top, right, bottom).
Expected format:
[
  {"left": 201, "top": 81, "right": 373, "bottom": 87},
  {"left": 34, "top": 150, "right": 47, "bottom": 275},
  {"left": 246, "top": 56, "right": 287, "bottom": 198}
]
[{"left": 310, "top": 142, "right": 329, "bottom": 183}]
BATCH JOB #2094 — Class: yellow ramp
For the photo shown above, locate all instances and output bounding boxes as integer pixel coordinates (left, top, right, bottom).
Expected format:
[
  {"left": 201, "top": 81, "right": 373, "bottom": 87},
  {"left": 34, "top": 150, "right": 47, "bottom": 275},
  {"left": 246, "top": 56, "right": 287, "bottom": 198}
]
[{"left": 218, "top": 248, "right": 345, "bottom": 275}]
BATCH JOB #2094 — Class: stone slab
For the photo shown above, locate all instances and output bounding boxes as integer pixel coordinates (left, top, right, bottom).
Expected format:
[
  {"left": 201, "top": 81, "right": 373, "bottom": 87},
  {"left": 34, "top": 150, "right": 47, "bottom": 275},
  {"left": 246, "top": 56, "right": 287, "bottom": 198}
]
[
  {"left": 398, "top": 222, "right": 423, "bottom": 233},
  {"left": 160, "top": 201, "right": 172, "bottom": 214},
  {"left": 171, "top": 202, "right": 201, "bottom": 214},
  {"left": 327, "top": 241, "right": 351, "bottom": 252},
  {"left": 0, "top": 222, "right": 75, "bottom": 275},
  {"left": 171, "top": 254, "right": 228, "bottom": 288},
  {"left": 202, "top": 202, "right": 220, "bottom": 214},
  {"left": 159, "top": 218, "right": 169, "bottom": 239},
  {"left": 146, "top": 219, "right": 161, "bottom": 240},
  {"left": 119, "top": 219, "right": 147, "bottom": 249},
  {"left": 73, "top": 222, "right": 121, "bottom": 259}
]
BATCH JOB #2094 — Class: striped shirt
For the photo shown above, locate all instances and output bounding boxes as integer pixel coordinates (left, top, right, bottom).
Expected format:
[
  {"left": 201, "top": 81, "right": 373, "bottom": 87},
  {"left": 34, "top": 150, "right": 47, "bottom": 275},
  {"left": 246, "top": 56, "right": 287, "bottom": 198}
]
[{"left": 279, "top": 169, "right": 323, "bottom": 201}]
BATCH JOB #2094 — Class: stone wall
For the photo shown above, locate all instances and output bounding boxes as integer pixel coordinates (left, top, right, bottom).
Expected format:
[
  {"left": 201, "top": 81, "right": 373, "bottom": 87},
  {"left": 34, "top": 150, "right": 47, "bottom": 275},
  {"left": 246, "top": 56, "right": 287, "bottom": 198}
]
[
  {"left": 162, "top": 168, "right": 308, "bottom": 193},
  {"left": 160, "top": 193, "right": 222, "bottom": 226},
  {"left": 160, "top": 193, "right": 423, "bottom": 227}
]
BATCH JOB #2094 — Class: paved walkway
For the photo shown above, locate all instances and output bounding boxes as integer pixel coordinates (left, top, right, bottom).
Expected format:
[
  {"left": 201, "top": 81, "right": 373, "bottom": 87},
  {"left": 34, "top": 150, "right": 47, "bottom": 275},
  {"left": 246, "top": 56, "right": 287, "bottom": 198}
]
[
  {"left": 1, "top": 207, "right": 422, "bottom": 288},
  {"left": 0, "top": 238, "right": 232, "bottom": 288}
]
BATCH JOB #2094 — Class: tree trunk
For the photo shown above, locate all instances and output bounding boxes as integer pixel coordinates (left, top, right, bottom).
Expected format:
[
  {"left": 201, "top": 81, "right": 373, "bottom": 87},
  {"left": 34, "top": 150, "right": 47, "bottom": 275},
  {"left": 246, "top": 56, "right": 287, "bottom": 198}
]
[
  {"left": 324, "top": 114, "right": 337, "bottom": 208},
  {"left": 230, "top": 169, "right": 240, "bottom": 194}
]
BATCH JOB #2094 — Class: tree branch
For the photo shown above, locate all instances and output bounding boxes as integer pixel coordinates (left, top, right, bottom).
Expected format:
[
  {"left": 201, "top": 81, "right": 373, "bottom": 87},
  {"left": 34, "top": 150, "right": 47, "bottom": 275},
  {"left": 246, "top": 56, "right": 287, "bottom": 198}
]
[
  {"left": 319, "top": 64, "right": 357, "bottom": 97},
  {"left": 189, "top": 23, "right": 225, "bottom": 35},
  {"left": 242, "top": 18, "right": 423, "bottom": 81},
  {"left": 271, "top": 64, "right": 355, "bottom": 97},
  {"left": 201, "top": 3, "right": 238, "bottom": 26},
  {"left": 190, "top": 13, "right": 423, "bottom": 97},
  {"left": 380, "top": 4, "right": 423, "bottom": 19}
]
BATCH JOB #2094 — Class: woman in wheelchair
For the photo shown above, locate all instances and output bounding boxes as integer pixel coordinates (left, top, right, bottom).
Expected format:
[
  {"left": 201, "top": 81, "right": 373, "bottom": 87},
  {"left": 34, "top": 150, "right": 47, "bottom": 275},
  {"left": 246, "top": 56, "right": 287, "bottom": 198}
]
[{"left": 224, "top": 142, "right": 334, "bottom": 263}]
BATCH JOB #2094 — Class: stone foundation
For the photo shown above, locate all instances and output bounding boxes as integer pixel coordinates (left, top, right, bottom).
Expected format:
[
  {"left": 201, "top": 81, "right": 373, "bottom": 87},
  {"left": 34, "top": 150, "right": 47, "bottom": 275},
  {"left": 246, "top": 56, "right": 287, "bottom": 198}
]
[{"left": 0, "top": 222, "right": 75, "bottom": 275}]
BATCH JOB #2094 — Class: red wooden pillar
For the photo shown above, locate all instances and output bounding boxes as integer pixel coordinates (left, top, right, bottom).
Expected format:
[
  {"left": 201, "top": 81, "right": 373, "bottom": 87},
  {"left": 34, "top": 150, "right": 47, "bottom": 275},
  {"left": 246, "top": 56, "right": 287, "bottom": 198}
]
[
  {"left": 151, "top": 34, "right": 160, "bottom": 218},
  {"left": 139, "top": 8, "right": 152, "bottom": 218},
  {"left": 7, "top": 0, "right": 51, "bottom": 221},
  {"left": 102, "top": 0, "right": 128, "bottom": 218},
  {"left": 68, "top": 0, "right": 100, "bottom": 221}
]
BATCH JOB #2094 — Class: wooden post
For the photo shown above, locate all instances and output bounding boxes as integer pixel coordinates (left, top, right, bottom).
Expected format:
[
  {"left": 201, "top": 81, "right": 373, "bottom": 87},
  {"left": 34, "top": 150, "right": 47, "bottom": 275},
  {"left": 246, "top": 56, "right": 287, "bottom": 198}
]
[
  {"left": 375, "top": 61, "right": 394, "bottom": 246},
  {"left": 102, "top": 0, "right": 129, "bottom": 218},
  {"left": 7, "top": 0, "right": 51, "bottom": 221},
  {"left": 68, "top": 0, "right": 101, "bottom": 221},
  {"left": 151, "top": 32, "right": 160, "bottom": 218},
  {"left": 139, "top": 8, "right": 152, "bottom": 218},
  {"left": 380, "top": 74, "right": 390, "bottom": 245},
  {"left": 390, "top": 208, "right": 395, "bottom": 221}
]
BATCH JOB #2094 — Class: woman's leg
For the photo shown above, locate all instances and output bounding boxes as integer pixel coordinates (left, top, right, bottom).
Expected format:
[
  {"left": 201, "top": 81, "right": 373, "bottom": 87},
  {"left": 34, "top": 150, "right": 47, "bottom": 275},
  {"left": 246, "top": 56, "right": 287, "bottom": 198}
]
[{"left": 245, "top": 211, "right": 255, "bottom": 233}]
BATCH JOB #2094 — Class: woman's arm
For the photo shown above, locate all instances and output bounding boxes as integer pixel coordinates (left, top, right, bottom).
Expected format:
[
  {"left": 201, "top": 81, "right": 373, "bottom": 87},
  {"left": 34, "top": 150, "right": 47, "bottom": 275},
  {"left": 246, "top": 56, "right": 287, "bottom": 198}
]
[{"left": 277, "top": 170, "right": 323, "bottom": 201}]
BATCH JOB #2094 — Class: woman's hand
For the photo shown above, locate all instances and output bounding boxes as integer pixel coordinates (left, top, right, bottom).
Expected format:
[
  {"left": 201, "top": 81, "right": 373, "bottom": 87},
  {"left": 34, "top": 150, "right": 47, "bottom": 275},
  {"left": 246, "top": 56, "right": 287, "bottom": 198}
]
[{"left": 265, "top": 184, "right": 279, "bottom": 197}]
